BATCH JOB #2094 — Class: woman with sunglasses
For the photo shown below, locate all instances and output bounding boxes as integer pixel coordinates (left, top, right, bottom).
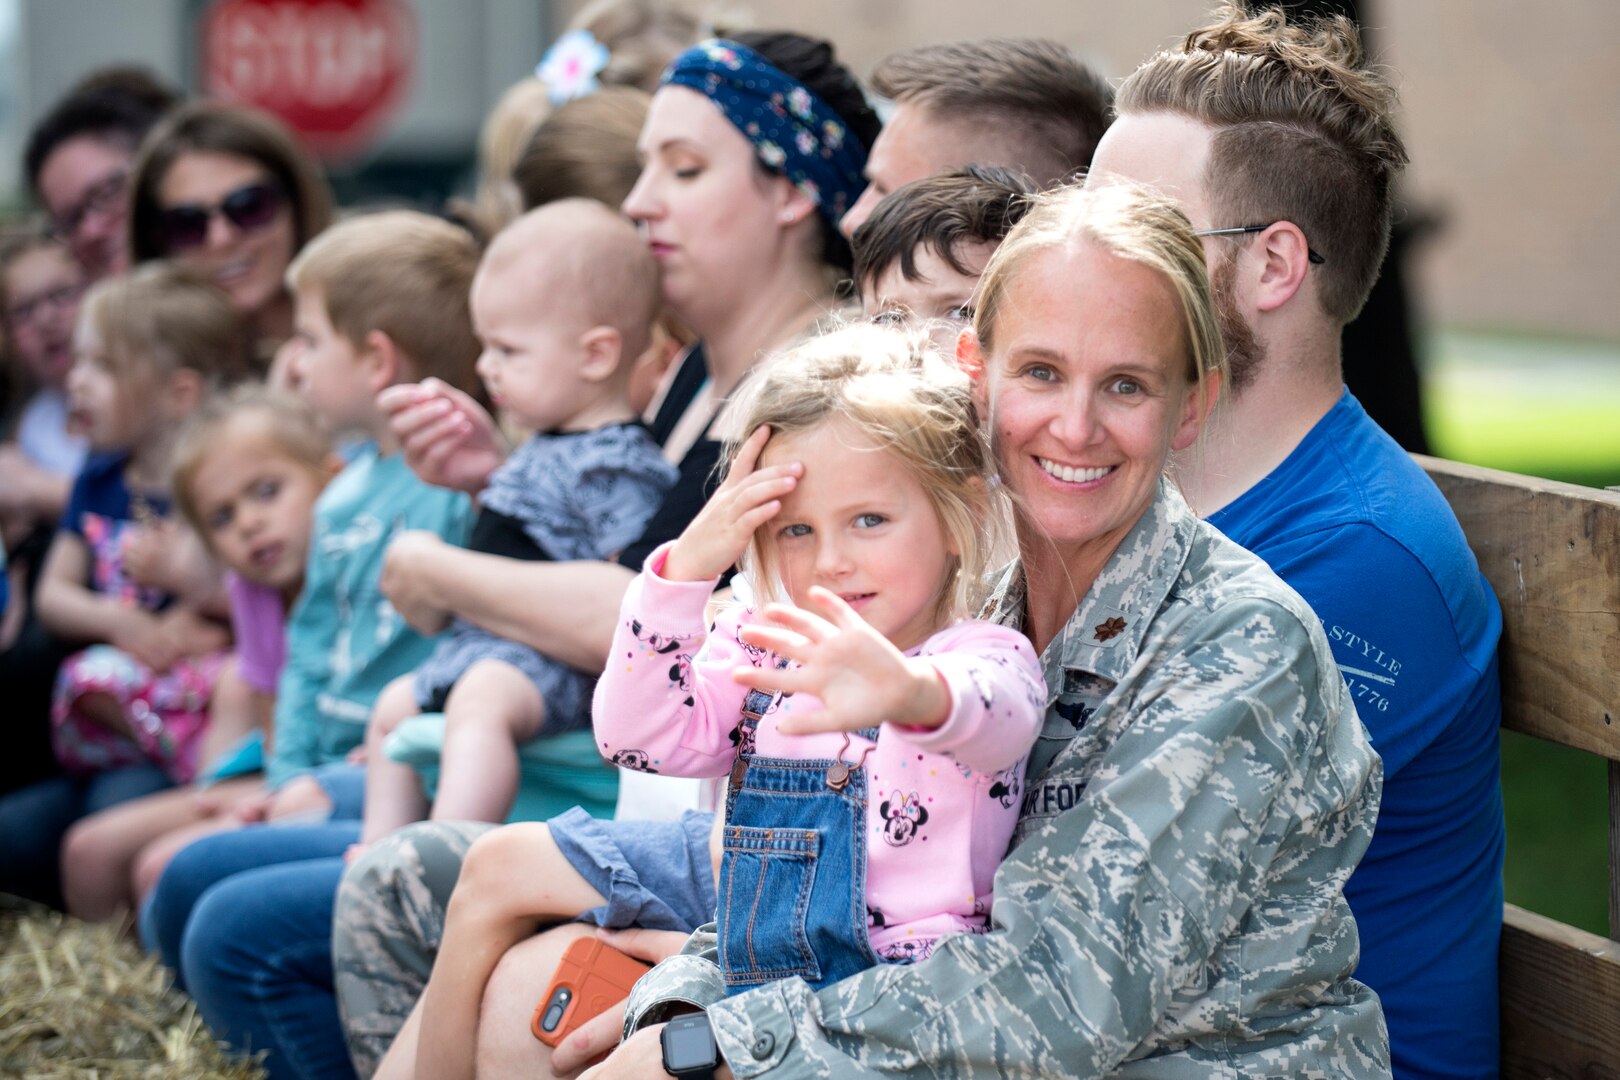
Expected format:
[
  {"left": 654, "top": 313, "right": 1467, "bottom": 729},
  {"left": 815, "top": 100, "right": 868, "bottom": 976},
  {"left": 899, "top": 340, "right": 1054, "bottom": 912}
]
[{"left": 127, "top": 101, "right": 334, "bottom": 368}]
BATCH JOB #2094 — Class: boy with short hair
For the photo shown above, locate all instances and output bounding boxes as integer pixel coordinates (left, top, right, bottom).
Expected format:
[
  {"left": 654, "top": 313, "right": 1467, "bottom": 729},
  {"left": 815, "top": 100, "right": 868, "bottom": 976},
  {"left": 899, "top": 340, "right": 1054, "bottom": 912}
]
[
  {"left": 851, "top": 165, "right": 1036, "bottom": 347},
  {"left": 264, "top": 210, "right": 480, "bottom": 806}
]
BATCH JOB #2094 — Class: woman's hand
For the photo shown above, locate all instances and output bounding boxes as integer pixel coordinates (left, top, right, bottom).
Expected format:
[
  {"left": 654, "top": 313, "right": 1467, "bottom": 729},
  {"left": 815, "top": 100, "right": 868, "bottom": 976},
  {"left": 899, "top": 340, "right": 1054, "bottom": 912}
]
[
  {"left": 380, "top": 530, "right": 454, "bottom": 634},
  {"left": 548, "top": 927, "right": 695, "bottom": 1075},
  {"left": 576, "top": 1024, "right": 734, "bottom": 1080},
  {"left": 662, "top": 426, "right": 799, "bottom": 583},
  {"left": 734, "top": 587, "right": 950, "bottom": 736},
  {"left": 378, "top": 379, "right": 508, "bottom": 496}
]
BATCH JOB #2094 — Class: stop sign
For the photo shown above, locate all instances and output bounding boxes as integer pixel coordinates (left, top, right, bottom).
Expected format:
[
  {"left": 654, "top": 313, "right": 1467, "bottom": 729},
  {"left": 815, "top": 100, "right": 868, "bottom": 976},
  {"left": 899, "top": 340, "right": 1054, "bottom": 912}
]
[{"left": 202, "top": 0, "right": 417, "bottom": 160}]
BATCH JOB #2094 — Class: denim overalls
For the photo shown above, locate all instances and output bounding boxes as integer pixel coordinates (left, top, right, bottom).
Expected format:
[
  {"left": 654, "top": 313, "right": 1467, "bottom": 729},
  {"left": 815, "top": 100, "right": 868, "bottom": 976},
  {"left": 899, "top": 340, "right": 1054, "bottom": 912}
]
[{"left": 717, "top": 683, "right": 880, "bottom": 994}]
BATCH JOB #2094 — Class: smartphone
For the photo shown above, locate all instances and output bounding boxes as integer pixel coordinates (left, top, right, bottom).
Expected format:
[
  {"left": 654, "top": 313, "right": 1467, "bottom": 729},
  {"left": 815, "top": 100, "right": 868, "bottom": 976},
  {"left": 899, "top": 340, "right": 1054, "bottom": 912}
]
[{"left": 530, "top": 936, "right": 653, "bottom": 1047}]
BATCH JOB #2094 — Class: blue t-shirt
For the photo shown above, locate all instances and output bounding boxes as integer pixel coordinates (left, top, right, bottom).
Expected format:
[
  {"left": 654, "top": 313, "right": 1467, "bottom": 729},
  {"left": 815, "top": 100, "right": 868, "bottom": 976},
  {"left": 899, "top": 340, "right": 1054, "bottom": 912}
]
[
  {"left": 60, "top": 451, "right": 173, "bottom": 610},
  {"left": 1209, "top": 390, "right": 1504, "bottom": 1080}
]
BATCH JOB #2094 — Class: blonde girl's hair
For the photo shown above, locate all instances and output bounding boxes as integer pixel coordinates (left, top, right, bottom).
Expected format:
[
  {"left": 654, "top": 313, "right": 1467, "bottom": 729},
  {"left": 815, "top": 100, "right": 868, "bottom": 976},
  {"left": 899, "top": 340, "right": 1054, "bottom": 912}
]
[
  {"left": 171, "top": 384, "right": 335, "bottom": 546},
  {"left": 724, "top": 321, "right": 1003, "bottom": 627},
  {"left": 974, "top": 179, "right": 1227, "bottom": 397},
  {"left": 80, "top": 260, "right": 252, "bottom": 388}
]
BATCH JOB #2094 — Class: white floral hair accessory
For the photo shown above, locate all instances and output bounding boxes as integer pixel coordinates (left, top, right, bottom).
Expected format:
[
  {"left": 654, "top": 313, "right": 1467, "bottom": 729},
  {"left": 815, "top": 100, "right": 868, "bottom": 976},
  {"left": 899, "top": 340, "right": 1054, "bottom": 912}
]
[{"left": 537, "top": 28, "right": 611, "bottom": 105}]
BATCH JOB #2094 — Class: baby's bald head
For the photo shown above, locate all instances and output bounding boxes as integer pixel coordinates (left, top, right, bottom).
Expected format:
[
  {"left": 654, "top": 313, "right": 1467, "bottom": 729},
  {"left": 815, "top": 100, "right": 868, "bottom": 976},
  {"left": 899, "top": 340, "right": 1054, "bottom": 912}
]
[{"left": 482, "top": 198, "right": 660, "bottom": 362}]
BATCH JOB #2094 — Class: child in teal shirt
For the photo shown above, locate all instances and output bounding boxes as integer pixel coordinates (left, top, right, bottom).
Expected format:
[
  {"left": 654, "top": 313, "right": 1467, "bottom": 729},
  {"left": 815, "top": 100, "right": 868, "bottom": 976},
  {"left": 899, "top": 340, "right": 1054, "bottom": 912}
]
[{"left": 245, "top": 211, "right": 486, "bottom": 819}]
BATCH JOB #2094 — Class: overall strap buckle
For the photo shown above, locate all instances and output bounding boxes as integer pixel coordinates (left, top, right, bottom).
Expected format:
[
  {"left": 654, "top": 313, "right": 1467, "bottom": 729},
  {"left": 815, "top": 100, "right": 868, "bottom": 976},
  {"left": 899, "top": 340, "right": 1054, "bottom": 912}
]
[{"left": 824, "top": 732, "right": 875, "bottom": 792}]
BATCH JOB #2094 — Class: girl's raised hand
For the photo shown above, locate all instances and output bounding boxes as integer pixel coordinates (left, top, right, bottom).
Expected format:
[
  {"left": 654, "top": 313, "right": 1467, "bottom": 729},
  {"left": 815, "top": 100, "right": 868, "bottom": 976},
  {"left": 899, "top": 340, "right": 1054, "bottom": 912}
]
[
  {"left": 733, "top": 587, "right": 950, "bottom": 736},
  {"left": 661, "top": 426, "right": 799, "bottom": 583}
]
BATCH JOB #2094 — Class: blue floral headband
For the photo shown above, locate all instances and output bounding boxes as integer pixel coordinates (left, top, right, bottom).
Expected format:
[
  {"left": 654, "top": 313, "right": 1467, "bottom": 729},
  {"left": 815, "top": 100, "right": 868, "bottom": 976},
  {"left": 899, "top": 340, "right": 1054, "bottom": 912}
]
[{"left": 662, "top": 39, "right": 869, "bottom": 229}]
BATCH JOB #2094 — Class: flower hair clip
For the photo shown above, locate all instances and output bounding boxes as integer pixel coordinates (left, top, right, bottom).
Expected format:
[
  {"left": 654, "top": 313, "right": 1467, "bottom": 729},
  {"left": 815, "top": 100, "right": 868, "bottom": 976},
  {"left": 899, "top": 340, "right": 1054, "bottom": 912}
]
[{"left": 537, "top": 29, "right": 610, "bottom": 105}]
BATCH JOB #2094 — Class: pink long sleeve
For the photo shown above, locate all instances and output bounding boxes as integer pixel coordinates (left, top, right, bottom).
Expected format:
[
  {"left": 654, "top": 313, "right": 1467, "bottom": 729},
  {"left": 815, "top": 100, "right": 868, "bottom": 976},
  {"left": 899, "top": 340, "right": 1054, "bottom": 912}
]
[
  {"left": 595, "top": 545, "right": 1049, "bottom": 956},
  {"left": 591, "top": 547, "right": 751, "bottom": 779}
]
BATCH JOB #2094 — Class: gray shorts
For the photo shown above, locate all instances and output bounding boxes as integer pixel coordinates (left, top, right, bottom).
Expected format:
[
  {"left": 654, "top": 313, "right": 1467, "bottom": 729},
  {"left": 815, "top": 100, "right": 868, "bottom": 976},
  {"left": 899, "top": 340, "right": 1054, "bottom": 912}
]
[{"left": 549, "top": 806, "right": 717, "bottom": 933}]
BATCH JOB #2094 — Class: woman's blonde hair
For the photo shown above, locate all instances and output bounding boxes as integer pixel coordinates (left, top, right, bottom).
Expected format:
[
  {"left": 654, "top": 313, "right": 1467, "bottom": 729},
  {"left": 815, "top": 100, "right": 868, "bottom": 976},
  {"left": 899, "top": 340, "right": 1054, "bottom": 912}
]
[
  {"left": 724, "top": 322, "right": 1002, "bottom": 626},
  {"left": 171, "top": 384, "right": 334, "bottom": 545},
  {"left": 473, "top": 77, "right": 553, "bottom": 232},
  {"left": 974, "top": 180, "right": 1227, "bottom": 395},
  {"left": 80, "top": 261, "right": 251, "bottom": 388}
]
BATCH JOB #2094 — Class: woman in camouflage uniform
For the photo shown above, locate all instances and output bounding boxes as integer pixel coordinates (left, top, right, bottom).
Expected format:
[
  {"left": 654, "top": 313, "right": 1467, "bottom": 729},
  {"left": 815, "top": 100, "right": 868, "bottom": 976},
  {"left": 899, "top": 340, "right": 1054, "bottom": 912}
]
[{"left": 584, "top": 182, "right": 1390, "bottom": 1077}]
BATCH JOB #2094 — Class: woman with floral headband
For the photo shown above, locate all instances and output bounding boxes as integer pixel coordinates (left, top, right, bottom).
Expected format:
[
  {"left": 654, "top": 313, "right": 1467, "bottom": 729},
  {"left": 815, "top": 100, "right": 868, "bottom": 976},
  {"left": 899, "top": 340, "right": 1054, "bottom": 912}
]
[
  {"left": 144, "top": 31, "right": 879, "bottom": 1080},
  {"left": 320, "top": 32, "right": 884, "bottom": 1080}
]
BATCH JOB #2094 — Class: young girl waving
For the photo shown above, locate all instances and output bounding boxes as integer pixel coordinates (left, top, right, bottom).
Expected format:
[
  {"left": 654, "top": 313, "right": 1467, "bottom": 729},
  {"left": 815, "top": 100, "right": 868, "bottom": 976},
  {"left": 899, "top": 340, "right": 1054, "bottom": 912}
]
[{"left": 595, "top": 324, "right": 1045, "bottom": 990}]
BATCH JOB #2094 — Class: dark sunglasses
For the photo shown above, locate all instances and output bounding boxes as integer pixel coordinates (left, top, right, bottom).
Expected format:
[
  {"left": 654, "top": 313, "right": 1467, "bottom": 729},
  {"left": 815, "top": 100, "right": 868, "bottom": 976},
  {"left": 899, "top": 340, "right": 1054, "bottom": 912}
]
[{"left": 157, "top": 182, "right": 286, "bottom": 251}]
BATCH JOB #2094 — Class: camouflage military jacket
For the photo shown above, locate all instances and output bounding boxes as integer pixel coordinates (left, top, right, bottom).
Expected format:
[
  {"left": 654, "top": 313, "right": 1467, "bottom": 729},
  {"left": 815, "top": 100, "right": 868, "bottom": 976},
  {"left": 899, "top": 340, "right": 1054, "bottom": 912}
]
[{"left": 625, "top": 480, "right": 1390, "bottom": 1078}]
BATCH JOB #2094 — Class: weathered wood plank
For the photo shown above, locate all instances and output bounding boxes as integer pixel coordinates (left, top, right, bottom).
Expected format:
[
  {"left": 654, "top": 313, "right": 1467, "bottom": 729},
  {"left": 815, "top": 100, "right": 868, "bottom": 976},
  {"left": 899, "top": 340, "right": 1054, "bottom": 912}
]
[
  {"left": 1611, "top": 760, "right": 1620, "bottom": 941},
  {"left": 1500, "top": 903, "right": 1620, "bottom": 1079},
  {"left": 1417, "top": 456, "right": 1620, "bottom": 761}
]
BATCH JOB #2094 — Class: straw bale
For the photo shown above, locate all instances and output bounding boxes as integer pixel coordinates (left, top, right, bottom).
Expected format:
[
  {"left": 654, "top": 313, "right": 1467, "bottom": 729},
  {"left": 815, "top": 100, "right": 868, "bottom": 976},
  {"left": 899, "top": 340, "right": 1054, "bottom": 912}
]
[{"left": 0, "top": 895, "right": 266, "bottom": 1079}]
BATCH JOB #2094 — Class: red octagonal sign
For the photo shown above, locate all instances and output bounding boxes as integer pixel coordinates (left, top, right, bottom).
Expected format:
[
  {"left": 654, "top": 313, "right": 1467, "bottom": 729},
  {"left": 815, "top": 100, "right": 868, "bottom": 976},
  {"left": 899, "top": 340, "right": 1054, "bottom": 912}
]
[{"left": 202, "top": 0, "right": 417, "bottom": 160}]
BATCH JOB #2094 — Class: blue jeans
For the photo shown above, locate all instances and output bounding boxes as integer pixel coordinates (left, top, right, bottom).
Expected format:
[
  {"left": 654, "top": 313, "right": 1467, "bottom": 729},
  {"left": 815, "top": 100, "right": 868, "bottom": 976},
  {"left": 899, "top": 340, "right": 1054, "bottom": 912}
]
[
  {"left": 142, "top": 764, "right": 365, "bottom": 969},
  {"left": 0, "top": 762, "right": 171, "bottom": 907},
  {"left": 719, "top": 709, "right": 875, "bottom": 994},
  {"left": 146, "top": 823, "right": 358, "bottom": 1080}
]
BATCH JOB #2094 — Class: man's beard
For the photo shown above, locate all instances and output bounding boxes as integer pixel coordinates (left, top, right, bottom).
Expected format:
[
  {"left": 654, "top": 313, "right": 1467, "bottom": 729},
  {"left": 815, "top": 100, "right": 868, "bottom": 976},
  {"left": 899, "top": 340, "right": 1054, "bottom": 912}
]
[{"left": 1212, "top": 254, "right": 1265, "bottom": 395}]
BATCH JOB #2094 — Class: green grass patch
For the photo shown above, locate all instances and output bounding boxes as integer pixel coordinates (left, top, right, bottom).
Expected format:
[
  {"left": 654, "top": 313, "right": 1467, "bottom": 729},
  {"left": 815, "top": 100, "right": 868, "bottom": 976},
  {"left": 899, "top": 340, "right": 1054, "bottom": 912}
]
[
  {"left": 1424, "top": 330, "right": 1620, "bottom": 488},
  {"left": 1499, "top": 731, "right": 1610, "bottom": 935}
]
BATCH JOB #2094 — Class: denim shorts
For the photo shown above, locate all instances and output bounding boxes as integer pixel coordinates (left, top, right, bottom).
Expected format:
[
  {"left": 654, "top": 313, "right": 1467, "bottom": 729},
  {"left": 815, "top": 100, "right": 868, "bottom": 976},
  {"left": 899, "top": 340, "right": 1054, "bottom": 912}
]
[{"left": 548, "top": 806, "right": 717, "bottom": 933}]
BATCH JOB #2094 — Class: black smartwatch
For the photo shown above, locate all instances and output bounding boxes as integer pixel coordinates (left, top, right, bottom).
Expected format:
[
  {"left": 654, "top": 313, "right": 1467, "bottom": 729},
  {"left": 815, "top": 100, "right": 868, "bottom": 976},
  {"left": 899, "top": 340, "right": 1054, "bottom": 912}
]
[{"left": 661, "top": 1011, "right": 721, "bottom": 1079}]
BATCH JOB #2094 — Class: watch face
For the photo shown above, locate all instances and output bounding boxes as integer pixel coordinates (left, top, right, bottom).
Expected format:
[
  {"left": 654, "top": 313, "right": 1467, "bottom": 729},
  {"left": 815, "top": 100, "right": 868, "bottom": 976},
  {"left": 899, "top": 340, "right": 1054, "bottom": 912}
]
[{"left": 664, "top": 1016, "right": 717, "bottom": 1070}]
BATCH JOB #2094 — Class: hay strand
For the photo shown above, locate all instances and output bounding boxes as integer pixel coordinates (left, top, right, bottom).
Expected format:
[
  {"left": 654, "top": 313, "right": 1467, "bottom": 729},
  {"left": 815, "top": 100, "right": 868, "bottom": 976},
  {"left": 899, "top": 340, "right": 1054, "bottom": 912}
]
[{"left": 0, "top": 895, "right": 266, "bottom": 1079}]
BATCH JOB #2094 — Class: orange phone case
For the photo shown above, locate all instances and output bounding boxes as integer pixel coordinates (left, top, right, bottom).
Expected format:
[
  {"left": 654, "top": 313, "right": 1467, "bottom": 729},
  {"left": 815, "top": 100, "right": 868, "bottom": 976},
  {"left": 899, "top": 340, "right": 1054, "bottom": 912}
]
[{"left": 530, "top": 937, "right": 653, "bottom": 1047}]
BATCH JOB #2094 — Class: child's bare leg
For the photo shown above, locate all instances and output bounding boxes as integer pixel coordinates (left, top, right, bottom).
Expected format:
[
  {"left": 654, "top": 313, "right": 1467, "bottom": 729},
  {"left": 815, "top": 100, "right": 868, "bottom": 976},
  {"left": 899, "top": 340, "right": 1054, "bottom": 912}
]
[
  {"left": 128, "top": 776, "right": 266, "bottom": 902},
  {"left": 360, "top": 675, "right": 432, "bottom": 845},
  {"left": 430, "top": 659, "right": 543, "bottom": 824},
  {"left": 62, "top": 782, "right": 224, "bottom": 921},
  {"left": 193, "top": 656, "right": 254, "bottom": 773},
  {"left": 409, "top": 823, "right": 606, "bottom": 1080}
]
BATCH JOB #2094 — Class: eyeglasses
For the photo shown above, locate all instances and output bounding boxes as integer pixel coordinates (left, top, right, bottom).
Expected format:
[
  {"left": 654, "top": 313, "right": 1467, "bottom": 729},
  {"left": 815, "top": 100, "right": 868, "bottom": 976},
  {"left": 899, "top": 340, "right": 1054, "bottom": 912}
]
[
  {"left": 1194, "top": 224, "right": 1325, "bottom": 265},
  {"left": 50, "top": 169, "right": 129, "bottom": 240},
  {"left": 156, "top": 182, "right": 286, "bottom": 251},
  {"left": 5, "top": 282, "right": 85, "bottom": 326},
  {"left": 871, "top": 303, "right": 975, "bottom": 328}
]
